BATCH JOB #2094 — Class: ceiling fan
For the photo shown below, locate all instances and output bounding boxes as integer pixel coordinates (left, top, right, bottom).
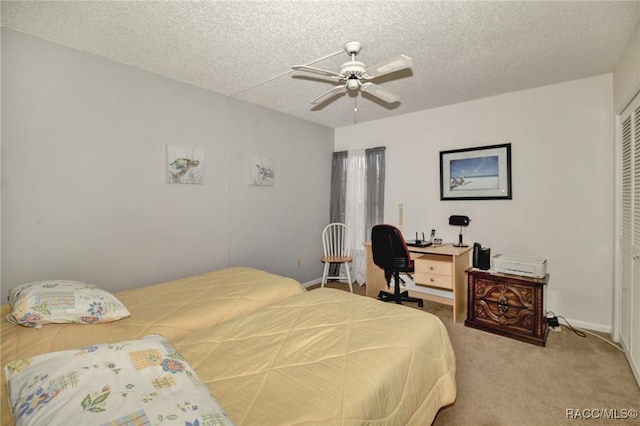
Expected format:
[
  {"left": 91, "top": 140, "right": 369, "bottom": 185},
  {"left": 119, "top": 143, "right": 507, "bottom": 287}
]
[{"left": 292, "top": 41, "right": 413, "bottom": 106}]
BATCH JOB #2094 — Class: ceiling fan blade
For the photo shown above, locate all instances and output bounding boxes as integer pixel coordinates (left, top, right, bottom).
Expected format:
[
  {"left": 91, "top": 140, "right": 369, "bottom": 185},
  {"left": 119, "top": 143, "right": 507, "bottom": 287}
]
[
  {"left": 365, "top": 54, "right": 413, "bottom": 79},
  {"left": 292, "top": 65, "right": 342, "bottom": 79},
  {"left": 311, "top": 85, "right": 348, "bottom": 105},
  {"left": 360, "top": 82, "right": 401, "bottom": 104}
]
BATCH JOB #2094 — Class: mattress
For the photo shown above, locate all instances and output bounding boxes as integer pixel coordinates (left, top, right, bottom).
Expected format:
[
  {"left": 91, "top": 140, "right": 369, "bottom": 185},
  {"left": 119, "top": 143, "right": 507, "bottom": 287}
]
[
  {"left": 176, "top": 288, "right": 457, "bottom": 425},
  {"left": 1, "top": 267, "right": 305, "bottom": 425}
]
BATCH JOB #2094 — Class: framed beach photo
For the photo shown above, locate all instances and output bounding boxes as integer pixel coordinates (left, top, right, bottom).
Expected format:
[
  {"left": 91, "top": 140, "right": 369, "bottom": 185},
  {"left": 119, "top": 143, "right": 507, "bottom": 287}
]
[{"left": 440, "top": 143, "right": 512, "bottom": 200}]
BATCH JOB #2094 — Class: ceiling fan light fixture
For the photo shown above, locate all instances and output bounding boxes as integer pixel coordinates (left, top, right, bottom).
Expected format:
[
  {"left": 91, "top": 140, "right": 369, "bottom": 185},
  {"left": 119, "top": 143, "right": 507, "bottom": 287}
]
[{"left": 347, "top": 79, "right": 360, "bottom": 90}]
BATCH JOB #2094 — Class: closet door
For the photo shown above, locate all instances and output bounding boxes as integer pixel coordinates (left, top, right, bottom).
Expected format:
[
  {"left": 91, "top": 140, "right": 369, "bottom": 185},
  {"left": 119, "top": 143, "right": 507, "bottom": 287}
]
[{"left": 620, "top": 92, "right": 640, "bottom": 384}]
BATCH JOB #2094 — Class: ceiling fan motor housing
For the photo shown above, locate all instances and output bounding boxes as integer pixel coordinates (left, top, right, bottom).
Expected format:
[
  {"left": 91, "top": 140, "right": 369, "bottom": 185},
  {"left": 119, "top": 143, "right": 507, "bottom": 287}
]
[{"left": 340, "top": 61, "right": 367, "bottom": 80}]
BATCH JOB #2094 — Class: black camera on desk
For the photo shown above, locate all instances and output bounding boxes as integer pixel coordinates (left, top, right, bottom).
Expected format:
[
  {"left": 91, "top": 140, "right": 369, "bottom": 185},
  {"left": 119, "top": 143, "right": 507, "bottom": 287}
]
[{"left": 473, "top": 242, "right": 491, "bottom": 270}]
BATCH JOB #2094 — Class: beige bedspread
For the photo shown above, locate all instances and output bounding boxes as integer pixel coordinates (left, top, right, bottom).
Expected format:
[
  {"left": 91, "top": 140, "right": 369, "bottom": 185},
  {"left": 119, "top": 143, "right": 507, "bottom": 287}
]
[
  {"left": 1, "top": 267, "right": 304, "bottom": 425},
  {"left": 176, "top": 288, "right": 457, "bottom": 425}
]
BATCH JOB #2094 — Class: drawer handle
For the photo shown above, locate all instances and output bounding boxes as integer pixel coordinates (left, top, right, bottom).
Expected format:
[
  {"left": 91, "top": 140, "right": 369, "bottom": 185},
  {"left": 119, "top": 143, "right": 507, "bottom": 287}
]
[{"left": 498, "top": 296, "right": 509, "bottom": 314}]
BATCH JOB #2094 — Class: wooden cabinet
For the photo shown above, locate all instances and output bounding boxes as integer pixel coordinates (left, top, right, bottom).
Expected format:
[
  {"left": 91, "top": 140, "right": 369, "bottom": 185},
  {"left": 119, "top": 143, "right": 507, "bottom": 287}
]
[{"left": 465, "top": 269, "right": 549, "bottom": 346}]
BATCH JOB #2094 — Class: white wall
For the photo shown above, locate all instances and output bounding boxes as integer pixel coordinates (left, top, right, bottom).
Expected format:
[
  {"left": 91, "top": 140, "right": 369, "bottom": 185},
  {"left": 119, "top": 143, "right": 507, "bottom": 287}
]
[
  {"left": 227, "top": 99, "right": 333, "bottom": 282},
  {"left": 614, "top": 19, "right": 640, "bottom": 113},
  {"left": 336, "top": 74, "right": 614, "bottom": 331},
  {"left": 1, "top": 28, "right": 333, "bottom": 301}
]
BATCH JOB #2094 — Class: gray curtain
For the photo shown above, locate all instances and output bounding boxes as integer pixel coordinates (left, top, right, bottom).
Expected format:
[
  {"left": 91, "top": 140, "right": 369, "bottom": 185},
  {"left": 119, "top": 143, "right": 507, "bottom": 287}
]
[
  {"left": 328, "top": 148, "right": 385, "bottom": 279},
  {"left": 365, "top": 147, "right": 385, "bottom": 240},
  {"left": 328, "top": 151, "right": 348, "bottom": 277},
  {"left": 330, "top": 151, "right": 348, "bottom": 223}
]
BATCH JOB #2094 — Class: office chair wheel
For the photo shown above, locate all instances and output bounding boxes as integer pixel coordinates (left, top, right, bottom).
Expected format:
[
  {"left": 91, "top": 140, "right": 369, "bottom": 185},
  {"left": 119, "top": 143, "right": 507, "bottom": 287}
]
[{"left": 418, "top": 300, "right": 424, "bottom": 308}]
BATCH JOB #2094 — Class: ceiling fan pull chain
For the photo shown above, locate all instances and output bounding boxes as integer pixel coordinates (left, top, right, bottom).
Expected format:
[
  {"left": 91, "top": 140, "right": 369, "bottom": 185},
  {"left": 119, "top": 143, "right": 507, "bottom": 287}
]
[{"left": 354, "top": 96, "right": 358, "bottom": 124}]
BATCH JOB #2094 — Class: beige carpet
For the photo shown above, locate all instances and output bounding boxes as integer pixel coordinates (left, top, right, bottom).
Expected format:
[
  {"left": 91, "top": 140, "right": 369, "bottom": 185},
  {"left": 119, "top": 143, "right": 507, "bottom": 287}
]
[{"left": 310, "top": 282, "right": 640, "bottom": 426}]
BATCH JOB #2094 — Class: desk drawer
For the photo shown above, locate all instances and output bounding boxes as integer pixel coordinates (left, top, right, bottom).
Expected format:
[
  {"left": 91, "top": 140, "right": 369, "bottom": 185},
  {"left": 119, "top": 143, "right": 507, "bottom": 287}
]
[
  {"left": 415, "top": 255, "right": 452, "bottom": 276},
  {"left": 415, "top": 272, "right": 453, "bottom": 290}
]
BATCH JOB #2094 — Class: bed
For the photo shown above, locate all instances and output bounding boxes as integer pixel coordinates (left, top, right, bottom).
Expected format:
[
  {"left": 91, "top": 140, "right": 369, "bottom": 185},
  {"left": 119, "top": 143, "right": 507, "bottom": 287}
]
[
  {"left": 176, "top": 288, "right": 457, "bottom": 425},
  {"left": 1, "top": 267, "right": 305, "bottom": 361},
  {"left": 1, "top": 267, "right": 304, "bottom": 425},
  {"left": 1, "top": 270, "right": 456, "bottom": 425}
]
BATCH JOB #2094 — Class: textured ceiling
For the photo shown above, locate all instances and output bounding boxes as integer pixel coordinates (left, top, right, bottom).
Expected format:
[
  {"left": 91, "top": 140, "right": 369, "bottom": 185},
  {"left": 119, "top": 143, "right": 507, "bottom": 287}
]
[{"left": 2, "top": 1, "right": 639, "bottom": 128}]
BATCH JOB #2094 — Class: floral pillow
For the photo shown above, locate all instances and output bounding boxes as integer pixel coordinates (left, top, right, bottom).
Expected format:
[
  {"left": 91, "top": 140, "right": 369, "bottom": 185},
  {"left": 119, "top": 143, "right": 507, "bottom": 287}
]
[
  {"left": 7, "top": 280, "right": 131, "bottom": 328},
  {"left": 5, "top": 334, "right": 235, "bottom": 426}
]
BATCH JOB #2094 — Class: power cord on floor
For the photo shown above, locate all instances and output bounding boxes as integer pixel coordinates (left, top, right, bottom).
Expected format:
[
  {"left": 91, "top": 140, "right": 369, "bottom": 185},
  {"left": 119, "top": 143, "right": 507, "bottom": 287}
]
[
  {"left": 546, "top": 311, "right": 624, "bottom": 352},
  {"left": 555, "top": 315, "right": 586, "bottom": 337}
]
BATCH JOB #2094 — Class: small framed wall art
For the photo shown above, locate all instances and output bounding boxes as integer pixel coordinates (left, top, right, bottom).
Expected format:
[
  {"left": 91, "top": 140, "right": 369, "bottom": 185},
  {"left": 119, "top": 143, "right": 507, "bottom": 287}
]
[
  {"left": 166, "top": 145, "right": 205, "bottom": 184},
  {"left": 250, "top": 157, "right": 275, "bottom": 186},
  {"left": 440, "top": 143, "right": 512, "bottom": 200}
]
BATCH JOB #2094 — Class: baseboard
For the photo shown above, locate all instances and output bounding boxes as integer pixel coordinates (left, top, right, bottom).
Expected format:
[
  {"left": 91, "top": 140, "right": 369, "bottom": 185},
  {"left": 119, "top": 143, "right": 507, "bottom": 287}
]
[
  {"left": 560, "top": 317, "right": 611, "bottom": 334},
  {"left": 302, "top": 278, "right": 322, "bottom": 288}
]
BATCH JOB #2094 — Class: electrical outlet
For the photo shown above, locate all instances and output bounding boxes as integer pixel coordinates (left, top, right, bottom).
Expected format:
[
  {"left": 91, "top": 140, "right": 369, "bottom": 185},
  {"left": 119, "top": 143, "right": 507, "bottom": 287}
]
[{"left": 296, "top": 258, "right": 302, "bottom": 267}]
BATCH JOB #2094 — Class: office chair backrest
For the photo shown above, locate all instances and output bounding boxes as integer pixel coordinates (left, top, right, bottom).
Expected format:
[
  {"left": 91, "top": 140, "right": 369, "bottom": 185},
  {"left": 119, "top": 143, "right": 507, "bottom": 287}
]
[{"left": 371, "top": 224, "right": 411, "bottom": 271}]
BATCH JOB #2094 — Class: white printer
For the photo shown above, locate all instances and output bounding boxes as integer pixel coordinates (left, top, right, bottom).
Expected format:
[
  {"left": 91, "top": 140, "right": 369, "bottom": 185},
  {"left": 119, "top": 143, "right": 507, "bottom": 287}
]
[{"left": 492, "top": 254, "right": 547, "bottom": 278}]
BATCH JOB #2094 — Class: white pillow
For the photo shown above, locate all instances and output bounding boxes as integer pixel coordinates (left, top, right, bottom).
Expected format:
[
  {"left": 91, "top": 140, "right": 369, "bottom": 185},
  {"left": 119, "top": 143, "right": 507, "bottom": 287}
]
[
  {"left": 5, "top": 334, "right": 234, "bottom": 426},
  {"left": 7, "top": 280, "right": 130, "bottom": 328}
]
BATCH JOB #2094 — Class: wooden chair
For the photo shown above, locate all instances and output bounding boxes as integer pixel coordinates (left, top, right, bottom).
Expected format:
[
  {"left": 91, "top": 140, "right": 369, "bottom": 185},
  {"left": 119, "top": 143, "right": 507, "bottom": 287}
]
[{"left": 321, "top": 223, "right": 353, "bottom": 292}]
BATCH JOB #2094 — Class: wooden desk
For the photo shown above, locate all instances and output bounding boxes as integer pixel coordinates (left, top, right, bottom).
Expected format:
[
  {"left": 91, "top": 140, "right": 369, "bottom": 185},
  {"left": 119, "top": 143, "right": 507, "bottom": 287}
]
[{"left": 364, "top": 242, "right": 472, "bottom": 322}]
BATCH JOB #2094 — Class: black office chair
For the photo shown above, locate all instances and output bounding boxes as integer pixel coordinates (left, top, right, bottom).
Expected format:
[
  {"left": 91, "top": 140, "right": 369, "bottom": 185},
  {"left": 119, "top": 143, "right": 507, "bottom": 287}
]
[{"left": 371, "top": 224, "right": 424, "bottom": 307}]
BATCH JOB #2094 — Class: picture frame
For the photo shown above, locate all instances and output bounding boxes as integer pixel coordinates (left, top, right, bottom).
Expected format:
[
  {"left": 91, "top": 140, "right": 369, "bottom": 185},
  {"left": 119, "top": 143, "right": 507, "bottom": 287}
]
[
  {"left": 249, "top": 157, "right": 275, "bottom": 186},
  {"left": 166, "top": 145, "right": 205, "bottom": 185},
  {"left": 440, "top": 143, "right": 512, "bottom": 200}
]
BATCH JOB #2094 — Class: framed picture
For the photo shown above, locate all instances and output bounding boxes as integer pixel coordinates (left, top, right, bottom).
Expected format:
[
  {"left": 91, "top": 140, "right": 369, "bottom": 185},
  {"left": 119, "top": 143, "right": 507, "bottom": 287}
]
[
  {"left": 440, "top": 143, "right": 512, "bottom": 200},
  {"left": 249, "top": 157, "right": 275, "bottom": 186},
  {"left": 167, "top": 145, "right": 205, "bottom": 184}
]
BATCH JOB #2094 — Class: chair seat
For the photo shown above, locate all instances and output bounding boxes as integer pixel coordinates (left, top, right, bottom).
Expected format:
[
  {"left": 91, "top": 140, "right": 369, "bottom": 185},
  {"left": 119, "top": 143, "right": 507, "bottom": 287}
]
[{"left": 321, "top": 256, "right": 353, "bottom": 264}]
